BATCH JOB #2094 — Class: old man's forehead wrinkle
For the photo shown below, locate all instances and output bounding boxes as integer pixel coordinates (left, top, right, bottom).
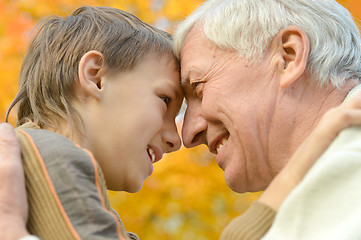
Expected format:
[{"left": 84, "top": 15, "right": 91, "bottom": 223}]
[{"left": 205, "top": 62, "right": 224, "bottom": 80}]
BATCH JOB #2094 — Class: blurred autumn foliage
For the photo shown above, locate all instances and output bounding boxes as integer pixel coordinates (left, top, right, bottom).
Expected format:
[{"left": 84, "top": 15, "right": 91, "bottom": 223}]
[{"left": 1, "top": 0, "right": 361, "bottom": 239}]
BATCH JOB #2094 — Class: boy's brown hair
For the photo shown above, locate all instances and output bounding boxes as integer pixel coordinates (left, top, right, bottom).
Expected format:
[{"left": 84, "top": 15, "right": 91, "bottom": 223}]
[{"left": 6, "top": 6, "right": 178, "bottom": 132}]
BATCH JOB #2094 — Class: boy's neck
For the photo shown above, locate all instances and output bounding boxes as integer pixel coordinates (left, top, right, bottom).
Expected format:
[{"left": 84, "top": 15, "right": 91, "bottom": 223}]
[{"left": 43, "top": 122, "right": 84, "bottom": 147}]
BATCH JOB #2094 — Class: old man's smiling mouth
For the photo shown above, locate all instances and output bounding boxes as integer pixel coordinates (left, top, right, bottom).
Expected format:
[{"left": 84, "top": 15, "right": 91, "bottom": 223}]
[
  {"left": 210, "top": 133, "right": 230, "bottom": 155},
  {"left": 216, "top": 138, "right": 227, "bottom": 154}
]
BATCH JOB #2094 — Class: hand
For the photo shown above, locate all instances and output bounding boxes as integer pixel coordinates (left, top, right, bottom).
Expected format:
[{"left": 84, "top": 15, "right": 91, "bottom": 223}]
[
  {"left": 0, "top": 123, "right": 30, "bottom": 239},
  {"left": 259, "top": 93, "right": 361, "bottom": 210}
]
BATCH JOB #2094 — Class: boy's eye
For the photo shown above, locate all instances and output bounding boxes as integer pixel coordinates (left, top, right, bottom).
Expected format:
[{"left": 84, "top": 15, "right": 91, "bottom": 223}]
[{"left": 160, "top": 96, "right": 171, "bottom": 106}]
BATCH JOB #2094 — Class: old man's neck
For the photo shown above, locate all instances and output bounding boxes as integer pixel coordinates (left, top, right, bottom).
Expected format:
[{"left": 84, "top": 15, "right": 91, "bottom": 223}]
[{"left": 266, "top": 78, "right": 358, "bottom": 178}]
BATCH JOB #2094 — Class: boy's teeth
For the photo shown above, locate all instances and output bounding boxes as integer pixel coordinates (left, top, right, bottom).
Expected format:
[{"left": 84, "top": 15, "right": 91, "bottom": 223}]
[{"left": 148, "top": 147, "right": 156, "bottom": 163}]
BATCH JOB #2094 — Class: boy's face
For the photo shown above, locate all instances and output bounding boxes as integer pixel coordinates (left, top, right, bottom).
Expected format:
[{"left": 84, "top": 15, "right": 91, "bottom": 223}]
[{"left": 85, "top": 56, "right": 183, "bottom": 192}]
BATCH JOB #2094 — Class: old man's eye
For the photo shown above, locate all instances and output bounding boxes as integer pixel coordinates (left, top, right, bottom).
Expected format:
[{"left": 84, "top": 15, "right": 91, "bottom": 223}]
[
  {"left": 193, "top": 82, "right": 200, "bottom": 88},
  {"left": 191, "top": 81, "right": 201, "bottom": 90},
  {"left": 191, "top": 81, "right": 204, "bottom": 98}
]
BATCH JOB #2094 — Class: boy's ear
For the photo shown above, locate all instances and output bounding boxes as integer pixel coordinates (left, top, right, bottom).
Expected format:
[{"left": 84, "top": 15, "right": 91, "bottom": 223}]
[
  {"left": 272, "top": 26, "right": 309, "bottom": 89},
  {"left": 78, "top": 50, "right": 106, "bottom": 99}
]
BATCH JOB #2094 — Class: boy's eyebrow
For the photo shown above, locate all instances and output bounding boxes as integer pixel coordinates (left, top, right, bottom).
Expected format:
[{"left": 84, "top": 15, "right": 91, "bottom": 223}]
[
  {"left": 167, "top": 79, "right": 183, "bottom": 100},
  {"left": 174, "top": 82, "right": 183, "bottom": 99}
]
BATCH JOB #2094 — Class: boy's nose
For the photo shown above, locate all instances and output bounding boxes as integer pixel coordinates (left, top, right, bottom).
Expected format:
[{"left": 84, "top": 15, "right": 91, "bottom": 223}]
[{"left": 163, "top": 122, "right": 182, "bottom": 153}]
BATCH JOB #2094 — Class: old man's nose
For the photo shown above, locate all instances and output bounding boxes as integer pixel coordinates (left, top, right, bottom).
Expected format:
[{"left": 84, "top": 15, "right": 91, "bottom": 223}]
[{"left": 182, "top": 105, "right": 208, "bottom": 148}]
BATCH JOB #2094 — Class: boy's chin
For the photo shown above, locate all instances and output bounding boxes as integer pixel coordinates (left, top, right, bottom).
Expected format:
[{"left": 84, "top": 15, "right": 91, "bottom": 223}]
[
  {"left": 124, "top": 185, "right": 143, "bottom": 193},
  {"left": 120, "top": 180, "right": 144, "bottom": 193},
  {"left": 106, "top": 174, "right": 145, "bottom": 192}
]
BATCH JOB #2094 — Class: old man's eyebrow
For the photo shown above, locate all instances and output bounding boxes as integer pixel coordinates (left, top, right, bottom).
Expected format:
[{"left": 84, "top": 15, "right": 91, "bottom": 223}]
[
  {"left": 180, "top": 73, "right": 190, "bottom": 88},
  {"left": 181, "top": 69, "right": 202, "bottom": 88}
]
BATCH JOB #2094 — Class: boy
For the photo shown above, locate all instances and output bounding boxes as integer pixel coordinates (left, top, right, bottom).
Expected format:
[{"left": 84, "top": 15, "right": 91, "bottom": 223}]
[{"left": 5, "top": 6, "right": 183, "bottom": 240}]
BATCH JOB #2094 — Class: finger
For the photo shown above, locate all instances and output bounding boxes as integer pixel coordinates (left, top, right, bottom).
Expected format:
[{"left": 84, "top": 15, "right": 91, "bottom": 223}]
[
  {"left": 0, "top": 123, "right": 21, "bottom": 162},
  {"left": 0, "top": 123, "right": 27, "bottom": 220},
  {"left": 342, "top": 93, "right": 361, "bottom": 108}
]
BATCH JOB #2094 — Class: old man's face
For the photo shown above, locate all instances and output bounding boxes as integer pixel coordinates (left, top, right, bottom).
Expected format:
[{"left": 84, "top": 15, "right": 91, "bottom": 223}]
[{"left": 180, "top": 28, "right": 286, "bottom": 192}]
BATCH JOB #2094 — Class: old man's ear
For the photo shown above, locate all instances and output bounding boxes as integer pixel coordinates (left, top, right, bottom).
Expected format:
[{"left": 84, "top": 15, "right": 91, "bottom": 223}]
[
  {"left": 273, "top": 26, "right": 310, "bottom": 89},
  {"left": 78, "top": 50, "right": 106, "bottom": 100}
]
